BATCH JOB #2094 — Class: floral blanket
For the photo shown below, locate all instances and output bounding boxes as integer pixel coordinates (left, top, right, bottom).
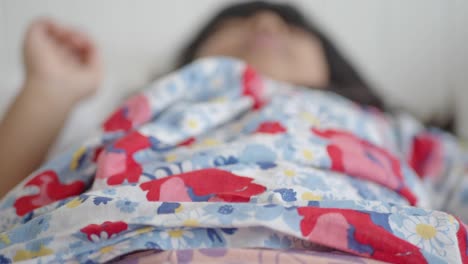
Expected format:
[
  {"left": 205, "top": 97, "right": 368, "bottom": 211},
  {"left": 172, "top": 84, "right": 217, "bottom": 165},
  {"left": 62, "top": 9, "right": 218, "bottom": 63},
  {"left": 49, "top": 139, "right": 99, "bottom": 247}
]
[{"left": 0, "top": 57, "right": 467, "bottom": 263}]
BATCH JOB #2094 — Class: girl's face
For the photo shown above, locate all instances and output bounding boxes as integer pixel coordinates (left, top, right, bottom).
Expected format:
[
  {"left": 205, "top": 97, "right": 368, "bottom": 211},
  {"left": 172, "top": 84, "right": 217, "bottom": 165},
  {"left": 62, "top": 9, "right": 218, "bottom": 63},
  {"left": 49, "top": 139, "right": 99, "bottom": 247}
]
[{"left": 195, "top": 10, "right": 330, "bottom": 88}]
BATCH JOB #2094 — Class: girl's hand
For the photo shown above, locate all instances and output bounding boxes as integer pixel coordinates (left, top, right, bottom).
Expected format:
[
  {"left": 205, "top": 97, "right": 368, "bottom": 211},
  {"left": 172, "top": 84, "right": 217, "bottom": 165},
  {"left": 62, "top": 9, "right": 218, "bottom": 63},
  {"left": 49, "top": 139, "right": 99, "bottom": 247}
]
[{"left": 23, "top": 18, "right": 102, "bottom": 105}]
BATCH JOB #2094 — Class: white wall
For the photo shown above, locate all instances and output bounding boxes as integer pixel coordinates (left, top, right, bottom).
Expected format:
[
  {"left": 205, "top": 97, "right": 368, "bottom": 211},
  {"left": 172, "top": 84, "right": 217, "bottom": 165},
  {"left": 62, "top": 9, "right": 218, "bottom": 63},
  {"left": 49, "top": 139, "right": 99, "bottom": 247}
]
[{"left": 0, "top": 0, "right": 467, "bottom": 152}]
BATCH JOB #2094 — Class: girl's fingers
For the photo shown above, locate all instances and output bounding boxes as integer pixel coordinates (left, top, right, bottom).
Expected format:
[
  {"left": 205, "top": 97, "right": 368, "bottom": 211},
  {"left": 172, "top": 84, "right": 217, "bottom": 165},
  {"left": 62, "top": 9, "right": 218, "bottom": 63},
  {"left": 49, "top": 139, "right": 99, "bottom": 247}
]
[
  {"left": 66, "top": 31, "right": 99, "bottom": 66},
  {"left": 80, "top": 40, "right": 100, "bottom": 66},
  {"left": 27, "top": 18, "right": 100, "bottom": 67},
  {"left": 69, "top": 33, "right": 86, "bottom": 48},
  {"left": 45, "top": 21, "right": 68, "bottom": 40}
]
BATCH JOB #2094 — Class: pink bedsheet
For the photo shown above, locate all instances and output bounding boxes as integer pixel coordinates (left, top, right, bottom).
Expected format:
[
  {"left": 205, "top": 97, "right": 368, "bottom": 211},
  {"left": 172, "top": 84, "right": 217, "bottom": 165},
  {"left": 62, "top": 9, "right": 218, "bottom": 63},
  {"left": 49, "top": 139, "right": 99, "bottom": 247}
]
[{"left": 113, "top": 248, "right": 388, "bottom": 264}]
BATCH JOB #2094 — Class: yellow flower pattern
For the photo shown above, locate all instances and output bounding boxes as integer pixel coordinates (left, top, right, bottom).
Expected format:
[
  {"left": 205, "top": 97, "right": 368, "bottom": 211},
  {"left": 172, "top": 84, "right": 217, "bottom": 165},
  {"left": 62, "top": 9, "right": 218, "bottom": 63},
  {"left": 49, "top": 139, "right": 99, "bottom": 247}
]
[
  {"left": 70, "top": 147, "right": 87, "bottom": 171},
  {"left": 13, "top": 246, "right": 54, "bottom": 262}
]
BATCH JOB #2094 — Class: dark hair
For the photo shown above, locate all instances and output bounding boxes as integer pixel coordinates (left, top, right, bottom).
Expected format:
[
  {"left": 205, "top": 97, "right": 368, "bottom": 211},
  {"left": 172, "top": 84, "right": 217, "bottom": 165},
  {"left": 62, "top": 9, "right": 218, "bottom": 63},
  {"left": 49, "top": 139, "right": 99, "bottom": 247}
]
[{"left": 177, "top": 1, "right": 385, "bottom": 110}]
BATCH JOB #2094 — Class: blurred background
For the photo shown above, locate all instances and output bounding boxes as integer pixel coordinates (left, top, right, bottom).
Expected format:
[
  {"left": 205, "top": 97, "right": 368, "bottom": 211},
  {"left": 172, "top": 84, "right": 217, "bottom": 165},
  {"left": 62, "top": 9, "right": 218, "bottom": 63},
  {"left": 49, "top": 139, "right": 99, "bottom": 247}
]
[{"left": 0, "top": 0, "right": 467, "bottom": 152}]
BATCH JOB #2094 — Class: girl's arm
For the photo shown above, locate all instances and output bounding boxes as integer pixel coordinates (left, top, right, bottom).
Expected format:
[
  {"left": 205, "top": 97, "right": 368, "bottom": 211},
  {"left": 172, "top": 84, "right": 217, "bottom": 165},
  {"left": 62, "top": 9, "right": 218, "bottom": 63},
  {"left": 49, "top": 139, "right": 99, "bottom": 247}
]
[{"left": 0, "top": 19, "right": 102, "bottom": 198}]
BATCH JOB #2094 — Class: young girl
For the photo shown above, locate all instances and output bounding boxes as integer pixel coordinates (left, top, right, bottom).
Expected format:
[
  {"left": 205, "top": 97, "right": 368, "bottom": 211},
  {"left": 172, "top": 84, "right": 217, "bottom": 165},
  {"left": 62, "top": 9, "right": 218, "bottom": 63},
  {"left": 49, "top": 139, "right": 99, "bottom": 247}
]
[
  {"left": 0, "top": 2, "right": 467, "bottom": 263},
  {"left": 0, "top": 2, "right": 383, "bottom": 198}
]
